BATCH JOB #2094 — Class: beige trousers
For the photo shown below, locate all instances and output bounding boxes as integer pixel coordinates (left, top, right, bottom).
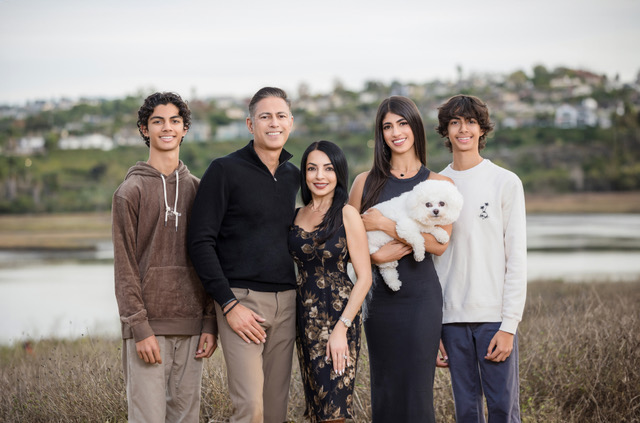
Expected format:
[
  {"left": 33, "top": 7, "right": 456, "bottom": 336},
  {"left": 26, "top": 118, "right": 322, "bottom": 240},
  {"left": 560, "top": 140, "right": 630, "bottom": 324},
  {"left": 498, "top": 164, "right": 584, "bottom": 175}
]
[
  {"left": 216, "top": 288, "right": 296, "bottom": 423},
  {"left": 122, "top": 335, "right": 203, "bottom": 423}
]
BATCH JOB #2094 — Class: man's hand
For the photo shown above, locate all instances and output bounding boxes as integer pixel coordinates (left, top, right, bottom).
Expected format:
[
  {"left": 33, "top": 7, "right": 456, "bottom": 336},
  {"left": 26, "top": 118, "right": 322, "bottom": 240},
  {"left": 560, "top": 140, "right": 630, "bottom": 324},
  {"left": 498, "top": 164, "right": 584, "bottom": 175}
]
[
  {"left": 136, "top": 335, "right": 162, "bottom": 364},
  {"left": 195, "top": 332, "right": 217, "bottom": 358},
  {"left": 225, "top": 303, "right": 267, "bottom": 344},
  {"left": 485, "top": 330, "right": 514, "bottom": 362}
]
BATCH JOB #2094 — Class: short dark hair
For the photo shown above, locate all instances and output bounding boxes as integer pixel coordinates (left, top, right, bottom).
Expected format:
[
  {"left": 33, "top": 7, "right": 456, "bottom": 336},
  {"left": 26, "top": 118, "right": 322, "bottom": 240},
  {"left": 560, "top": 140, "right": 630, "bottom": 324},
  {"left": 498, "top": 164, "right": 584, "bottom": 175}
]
[
  {"left": 300, "top": 140, "right": 349, "bottom": 244},
  {"left": 436, "top": 94, "right": 494, "bottom": 152},
  {"left": 248, "top": 87, "right": 291, "bottom": 119},
  {"left": 137, "top": 92, "right": 191, "bottom": 147}
]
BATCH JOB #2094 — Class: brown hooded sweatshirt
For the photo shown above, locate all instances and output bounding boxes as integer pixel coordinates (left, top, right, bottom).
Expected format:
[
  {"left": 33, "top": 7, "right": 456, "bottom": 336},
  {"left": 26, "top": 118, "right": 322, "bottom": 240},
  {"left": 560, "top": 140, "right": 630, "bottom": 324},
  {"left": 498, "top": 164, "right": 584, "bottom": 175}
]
[{"left": 112, "top": 160, "right": 216, "bottom": 342}]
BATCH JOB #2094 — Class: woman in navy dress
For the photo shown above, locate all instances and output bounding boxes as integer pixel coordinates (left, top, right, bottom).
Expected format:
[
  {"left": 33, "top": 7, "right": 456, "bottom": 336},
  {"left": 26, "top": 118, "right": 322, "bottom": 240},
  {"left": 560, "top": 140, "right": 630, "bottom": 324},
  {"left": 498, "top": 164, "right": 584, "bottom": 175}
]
[
  {"left": 289, "top": 140, "right": 372, "bottom": 423},
  {"left": 349, "top": 97, "right": 454, "bottom": 423}
]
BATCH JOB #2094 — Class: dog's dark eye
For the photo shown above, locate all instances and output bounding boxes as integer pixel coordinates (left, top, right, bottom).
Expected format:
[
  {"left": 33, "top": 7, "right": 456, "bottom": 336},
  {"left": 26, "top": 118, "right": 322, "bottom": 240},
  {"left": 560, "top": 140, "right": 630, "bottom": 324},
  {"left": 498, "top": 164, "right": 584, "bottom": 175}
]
[
  {"left": 439, "top": 201, "right": 445, "bottom": 207},
  {"left": 426, "top": 202, "right": 432, "bottom": 208}
]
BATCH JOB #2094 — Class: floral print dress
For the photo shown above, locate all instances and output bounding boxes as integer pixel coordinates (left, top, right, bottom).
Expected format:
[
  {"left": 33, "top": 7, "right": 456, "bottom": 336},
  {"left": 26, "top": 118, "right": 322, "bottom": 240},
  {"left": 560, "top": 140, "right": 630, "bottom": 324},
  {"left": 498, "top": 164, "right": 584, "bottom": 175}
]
[{"left": 288, "top": 221, "right": 362, "bottom": 422}]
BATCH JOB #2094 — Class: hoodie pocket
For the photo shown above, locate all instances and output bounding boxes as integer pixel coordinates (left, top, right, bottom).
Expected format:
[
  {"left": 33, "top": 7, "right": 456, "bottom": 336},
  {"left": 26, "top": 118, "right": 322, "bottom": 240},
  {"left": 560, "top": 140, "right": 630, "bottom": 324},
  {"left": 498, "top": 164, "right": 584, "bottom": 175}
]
[{"left": 141, "top": 266, "right": 204, "bottom": 318}]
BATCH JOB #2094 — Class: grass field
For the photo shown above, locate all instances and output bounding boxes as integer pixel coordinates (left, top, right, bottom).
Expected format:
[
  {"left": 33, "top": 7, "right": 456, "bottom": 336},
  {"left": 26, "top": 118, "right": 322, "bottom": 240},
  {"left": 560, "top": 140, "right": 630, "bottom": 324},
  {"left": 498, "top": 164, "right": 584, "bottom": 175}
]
[
  {"left": 0, "top": 212, "right": 111, "bottom": 250},
  {"left": 1, "top": 281, "right": 639, "bottom": 422},
  {"left": 525, "top": 190, "right": 640, "bottom": 214}
]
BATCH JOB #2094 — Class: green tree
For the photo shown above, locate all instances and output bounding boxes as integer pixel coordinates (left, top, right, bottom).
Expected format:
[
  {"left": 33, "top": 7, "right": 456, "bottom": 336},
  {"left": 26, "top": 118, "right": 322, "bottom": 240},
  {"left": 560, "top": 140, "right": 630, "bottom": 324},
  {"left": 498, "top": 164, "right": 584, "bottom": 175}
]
[{"left": 532, "top": 64, "right": 551, "bottom": 89}]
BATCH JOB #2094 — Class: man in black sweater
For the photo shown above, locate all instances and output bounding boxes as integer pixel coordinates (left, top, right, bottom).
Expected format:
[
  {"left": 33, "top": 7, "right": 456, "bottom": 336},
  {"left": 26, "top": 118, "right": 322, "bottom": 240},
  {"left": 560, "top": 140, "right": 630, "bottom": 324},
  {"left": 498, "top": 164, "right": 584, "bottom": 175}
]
[{"left": 188, "top": 87, "right": 299, "bottom": 423}]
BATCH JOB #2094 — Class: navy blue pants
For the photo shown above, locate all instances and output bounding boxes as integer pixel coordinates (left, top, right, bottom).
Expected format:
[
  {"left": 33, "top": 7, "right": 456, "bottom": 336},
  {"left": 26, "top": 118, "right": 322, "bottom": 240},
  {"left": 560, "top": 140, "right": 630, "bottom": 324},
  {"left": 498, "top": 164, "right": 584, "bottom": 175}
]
[{"left": 441, "top": 323, "right": 521, "bottom": 423}]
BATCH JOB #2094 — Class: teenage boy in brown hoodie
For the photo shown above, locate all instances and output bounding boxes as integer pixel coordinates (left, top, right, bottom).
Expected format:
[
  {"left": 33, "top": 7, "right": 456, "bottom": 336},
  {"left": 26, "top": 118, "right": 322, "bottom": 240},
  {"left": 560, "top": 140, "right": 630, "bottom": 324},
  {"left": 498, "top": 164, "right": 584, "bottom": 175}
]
[{"left": 112, "top": 92, "right": 217, "bottom": 423}]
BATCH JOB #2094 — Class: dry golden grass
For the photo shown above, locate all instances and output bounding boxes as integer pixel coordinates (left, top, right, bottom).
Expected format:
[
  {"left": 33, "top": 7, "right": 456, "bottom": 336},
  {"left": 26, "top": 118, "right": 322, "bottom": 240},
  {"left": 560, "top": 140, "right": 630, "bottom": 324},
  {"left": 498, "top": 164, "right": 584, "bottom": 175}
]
[
  {"left": 0, "top": 212, "right": 112, "bottom": 250},
  {"left": 1, "top": 281, "right": 639, "bottom": 422}
]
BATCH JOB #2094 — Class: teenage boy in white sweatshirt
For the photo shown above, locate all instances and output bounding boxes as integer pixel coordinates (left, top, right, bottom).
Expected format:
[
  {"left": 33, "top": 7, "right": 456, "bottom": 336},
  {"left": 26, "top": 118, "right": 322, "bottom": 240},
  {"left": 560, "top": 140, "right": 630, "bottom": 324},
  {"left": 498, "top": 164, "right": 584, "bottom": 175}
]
[{"left": 434, "top": 95, "right": 527, "bottom": 423}]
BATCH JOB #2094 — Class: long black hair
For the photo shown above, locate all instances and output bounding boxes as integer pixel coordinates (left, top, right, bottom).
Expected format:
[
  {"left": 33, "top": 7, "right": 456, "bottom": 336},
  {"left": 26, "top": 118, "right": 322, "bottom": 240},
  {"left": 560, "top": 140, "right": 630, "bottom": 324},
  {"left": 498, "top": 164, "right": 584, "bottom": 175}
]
[
  {"left": 360, "top": 96, "right": 427, "bottom": 212},
  {"left": 300, "top": 140, "right": 349, "bottom": 244}
]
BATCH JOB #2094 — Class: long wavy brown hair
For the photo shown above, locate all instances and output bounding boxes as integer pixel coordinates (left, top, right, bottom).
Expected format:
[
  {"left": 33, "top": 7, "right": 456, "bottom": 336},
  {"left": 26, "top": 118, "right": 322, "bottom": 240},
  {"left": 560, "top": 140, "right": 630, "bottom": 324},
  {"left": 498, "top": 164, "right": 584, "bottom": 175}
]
[{"left": 360, "top": 96, "right": 427, "bottom": 212}]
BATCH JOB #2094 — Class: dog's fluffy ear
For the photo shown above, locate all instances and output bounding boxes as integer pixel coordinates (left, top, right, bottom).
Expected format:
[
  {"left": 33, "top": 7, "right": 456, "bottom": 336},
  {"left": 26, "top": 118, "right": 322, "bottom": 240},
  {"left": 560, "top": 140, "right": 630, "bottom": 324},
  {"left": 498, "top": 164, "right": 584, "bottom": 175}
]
[{"left": 406, "top": 190, "right": 419, "bottom": 210}]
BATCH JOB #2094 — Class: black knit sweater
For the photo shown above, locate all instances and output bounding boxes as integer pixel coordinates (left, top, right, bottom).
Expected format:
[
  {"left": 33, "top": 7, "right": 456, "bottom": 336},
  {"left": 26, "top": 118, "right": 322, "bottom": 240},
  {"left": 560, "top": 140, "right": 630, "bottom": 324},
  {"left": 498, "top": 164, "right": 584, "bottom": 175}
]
[{"left": 188, "top": 141, "right": 300, "bottom": 306}]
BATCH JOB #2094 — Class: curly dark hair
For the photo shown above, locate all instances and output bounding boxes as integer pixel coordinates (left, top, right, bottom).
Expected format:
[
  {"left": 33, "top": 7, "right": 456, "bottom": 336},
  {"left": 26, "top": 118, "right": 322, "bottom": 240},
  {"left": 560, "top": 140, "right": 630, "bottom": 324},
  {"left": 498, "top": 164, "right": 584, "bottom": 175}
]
[
  {"left": 436, "top": 94, "right": 494, "bottom": 152},
  {"left": 137, "top": 92, "right": 191, "bottom": 147}
]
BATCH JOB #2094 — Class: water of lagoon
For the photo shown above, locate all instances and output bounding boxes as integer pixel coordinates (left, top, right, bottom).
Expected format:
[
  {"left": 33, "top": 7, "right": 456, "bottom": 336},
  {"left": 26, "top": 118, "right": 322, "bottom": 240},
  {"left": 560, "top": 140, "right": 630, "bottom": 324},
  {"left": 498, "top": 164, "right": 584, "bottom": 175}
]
[{"left": 1, "top": 213, "right": 638, "bottom": 345}]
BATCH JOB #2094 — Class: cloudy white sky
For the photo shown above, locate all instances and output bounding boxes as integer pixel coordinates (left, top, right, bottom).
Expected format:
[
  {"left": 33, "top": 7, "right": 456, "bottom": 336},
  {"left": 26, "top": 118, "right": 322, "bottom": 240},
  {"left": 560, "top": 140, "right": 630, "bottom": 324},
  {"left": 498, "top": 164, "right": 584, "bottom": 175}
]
[{"left": 1, "top": 0, "right": 639, "bottom": 105}]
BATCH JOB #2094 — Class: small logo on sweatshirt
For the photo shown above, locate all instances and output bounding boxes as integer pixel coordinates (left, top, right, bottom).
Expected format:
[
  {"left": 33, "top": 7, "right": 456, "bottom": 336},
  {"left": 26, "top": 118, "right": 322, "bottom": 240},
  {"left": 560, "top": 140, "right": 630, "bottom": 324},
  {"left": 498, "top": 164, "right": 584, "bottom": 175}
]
[{"left": 479, "top": 202, "right": 489, "bottom": 220}]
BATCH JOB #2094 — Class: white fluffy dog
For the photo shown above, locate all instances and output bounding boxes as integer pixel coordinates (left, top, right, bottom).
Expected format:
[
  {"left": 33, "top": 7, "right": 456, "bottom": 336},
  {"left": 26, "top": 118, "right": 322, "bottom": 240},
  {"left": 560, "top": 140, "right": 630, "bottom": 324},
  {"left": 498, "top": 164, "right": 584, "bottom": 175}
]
[{"left": 367, "top": 179, "right": 463, "bottom": 291}]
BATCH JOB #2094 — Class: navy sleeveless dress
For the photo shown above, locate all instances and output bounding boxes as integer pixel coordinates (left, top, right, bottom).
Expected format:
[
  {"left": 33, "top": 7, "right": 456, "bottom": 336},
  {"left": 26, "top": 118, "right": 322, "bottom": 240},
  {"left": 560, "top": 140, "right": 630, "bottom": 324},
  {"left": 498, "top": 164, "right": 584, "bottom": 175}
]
[
  {"left": 364, "top": 167, "right": 443, "bottom": 423},
  {"left": 288, "top": 218, "right": 362, "bottom": 421}
]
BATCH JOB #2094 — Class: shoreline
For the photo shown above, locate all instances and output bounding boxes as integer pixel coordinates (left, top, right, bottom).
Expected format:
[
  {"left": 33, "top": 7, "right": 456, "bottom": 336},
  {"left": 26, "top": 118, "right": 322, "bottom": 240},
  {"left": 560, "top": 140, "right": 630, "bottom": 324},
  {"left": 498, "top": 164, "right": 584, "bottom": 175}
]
[
  {"left": 525, "top": 190, "right": 640, "bottom": 214},
  {"left": 0, "top": 191, "right": 638, "bottom": 250}
]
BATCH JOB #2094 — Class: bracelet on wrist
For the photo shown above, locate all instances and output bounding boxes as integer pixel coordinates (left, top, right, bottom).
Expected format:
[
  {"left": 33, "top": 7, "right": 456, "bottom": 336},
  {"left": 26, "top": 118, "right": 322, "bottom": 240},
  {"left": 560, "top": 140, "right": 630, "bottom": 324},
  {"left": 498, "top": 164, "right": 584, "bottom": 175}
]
[
  {"left": 339, "top": 316, "right": 352, "bottom": 328},
  {"left": 221, "top": 298, "right": 237, "bottom": 308},
  {"left": 223, "top": 299, "right": 239, "bottom": 317}
]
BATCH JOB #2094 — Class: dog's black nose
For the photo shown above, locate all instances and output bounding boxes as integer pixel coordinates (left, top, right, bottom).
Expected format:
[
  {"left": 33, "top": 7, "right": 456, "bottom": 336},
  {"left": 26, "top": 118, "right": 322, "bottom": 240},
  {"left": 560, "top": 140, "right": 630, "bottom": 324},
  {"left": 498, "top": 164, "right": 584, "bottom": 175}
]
[{"left": 433, "top": 209, "right": 439, "bottom": 215}]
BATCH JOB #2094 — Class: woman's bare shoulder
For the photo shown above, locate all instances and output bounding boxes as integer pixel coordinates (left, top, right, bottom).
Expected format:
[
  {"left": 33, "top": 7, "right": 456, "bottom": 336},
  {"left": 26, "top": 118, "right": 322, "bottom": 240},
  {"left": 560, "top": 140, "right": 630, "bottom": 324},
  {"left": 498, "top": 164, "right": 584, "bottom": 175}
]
[
  {"left": 342, "top": 203, "right": 360, "bottom": 219},
  {"left": 352, "top": 171, "right": 370, "bottom": 186}
]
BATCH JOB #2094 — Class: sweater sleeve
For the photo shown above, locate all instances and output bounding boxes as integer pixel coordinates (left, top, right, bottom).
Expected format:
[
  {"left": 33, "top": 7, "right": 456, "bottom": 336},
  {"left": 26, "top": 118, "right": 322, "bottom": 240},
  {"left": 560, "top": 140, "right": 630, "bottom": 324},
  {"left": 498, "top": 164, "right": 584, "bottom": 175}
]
[
  {"left": 202, "top": 296, "right": 218, "bottom": 336},
  {"left": 112, "top": 192, "right": 154, "bottom": 342},
  {"left": 499, "top": 176, "right": 528, "bottom": 334},
  {"left": 188, "top": 160, "right": 236, "bottom": 306}
]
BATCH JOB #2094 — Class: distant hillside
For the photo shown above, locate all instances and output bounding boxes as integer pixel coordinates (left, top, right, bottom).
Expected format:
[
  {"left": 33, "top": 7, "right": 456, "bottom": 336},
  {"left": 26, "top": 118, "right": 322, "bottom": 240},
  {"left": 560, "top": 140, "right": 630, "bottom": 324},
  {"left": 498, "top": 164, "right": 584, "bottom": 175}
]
[
  {"left": 1, "top": 123, "right": 639, "bottom": 214},
  {"left": 1, "top": 65, "right": 640, "bottom": 214}
]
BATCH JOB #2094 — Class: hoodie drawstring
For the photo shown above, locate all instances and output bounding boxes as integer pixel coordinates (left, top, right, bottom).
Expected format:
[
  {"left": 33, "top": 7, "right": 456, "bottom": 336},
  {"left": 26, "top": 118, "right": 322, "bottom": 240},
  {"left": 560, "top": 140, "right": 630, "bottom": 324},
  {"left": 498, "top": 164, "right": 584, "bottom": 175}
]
[{"left": 161, "top": 170, "right": 181, "bottom": 231}]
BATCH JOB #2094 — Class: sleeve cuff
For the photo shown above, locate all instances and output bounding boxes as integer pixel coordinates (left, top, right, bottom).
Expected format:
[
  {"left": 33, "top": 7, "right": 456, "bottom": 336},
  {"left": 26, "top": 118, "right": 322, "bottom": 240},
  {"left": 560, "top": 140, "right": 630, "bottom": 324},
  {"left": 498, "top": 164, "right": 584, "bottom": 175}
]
[
  {"left": 202, "top": 317, "right": 218, "bottom": 337},
  {"left": 131, "top": 321, "right": 154, "bottom": 342},
  {"left": 499, "top": 318, "right": 519, "bottom": 334}
]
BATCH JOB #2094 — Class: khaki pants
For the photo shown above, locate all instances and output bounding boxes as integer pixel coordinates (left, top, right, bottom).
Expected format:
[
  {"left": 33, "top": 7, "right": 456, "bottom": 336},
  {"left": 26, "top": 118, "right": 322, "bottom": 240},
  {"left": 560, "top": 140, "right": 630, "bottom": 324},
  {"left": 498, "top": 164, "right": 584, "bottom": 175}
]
[
  {"left": 216, "top": 288, "right": 296, "bottom": 423},
  {"left": 122, "top": 335, "right": 203, "bottom": 423}
]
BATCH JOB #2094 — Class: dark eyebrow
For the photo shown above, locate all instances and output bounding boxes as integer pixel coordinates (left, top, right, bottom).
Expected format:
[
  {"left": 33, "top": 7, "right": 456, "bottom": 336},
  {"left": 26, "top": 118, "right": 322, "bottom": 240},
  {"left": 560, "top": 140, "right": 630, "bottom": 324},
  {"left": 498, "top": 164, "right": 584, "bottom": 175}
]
[
  {"left": 307, "top": 161, "right": 333, "bottom": 167},
  {"left": 383, "top": 117, "right": 407, "bottom": 126},
  {"left": 259, "top": 111, "right": 289, "bottom": 116},
  {"left": 150, "top": 115, "right": 182, "bottom": 121}
]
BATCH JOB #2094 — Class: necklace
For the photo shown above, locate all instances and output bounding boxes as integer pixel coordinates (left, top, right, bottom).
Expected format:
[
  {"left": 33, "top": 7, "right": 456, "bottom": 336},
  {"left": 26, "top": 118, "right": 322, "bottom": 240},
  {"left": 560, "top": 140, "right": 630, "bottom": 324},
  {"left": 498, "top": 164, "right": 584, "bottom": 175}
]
[
  {"left": 391, "top": 163, "right": 422, "bottom": 178},
  {"left": 307, "top": 203, "right": 329, "bottom": 214}
]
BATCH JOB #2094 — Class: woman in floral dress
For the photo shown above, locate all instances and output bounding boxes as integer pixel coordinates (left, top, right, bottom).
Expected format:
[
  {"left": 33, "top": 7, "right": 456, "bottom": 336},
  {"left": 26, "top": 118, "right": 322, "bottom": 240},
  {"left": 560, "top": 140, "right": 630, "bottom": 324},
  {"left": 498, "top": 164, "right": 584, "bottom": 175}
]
[{"left": 289, "top": 140, "right": 372, "bottom": 423}]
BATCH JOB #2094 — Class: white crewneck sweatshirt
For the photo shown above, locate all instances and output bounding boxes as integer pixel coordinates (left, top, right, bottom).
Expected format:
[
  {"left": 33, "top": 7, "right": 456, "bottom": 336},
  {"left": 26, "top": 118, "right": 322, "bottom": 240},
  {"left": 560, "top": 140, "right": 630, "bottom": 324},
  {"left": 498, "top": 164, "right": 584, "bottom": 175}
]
[{"left": 434, "top": 159, "right": 527, "bottom": 334}]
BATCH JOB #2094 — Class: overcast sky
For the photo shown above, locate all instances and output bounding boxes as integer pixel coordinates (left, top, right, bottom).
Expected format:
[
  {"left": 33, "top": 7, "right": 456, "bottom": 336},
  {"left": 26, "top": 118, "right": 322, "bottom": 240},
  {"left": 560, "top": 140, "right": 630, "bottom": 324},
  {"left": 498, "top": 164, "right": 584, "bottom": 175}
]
[{"left": 1, "top": 0, "right": 639, "bottom": 105}]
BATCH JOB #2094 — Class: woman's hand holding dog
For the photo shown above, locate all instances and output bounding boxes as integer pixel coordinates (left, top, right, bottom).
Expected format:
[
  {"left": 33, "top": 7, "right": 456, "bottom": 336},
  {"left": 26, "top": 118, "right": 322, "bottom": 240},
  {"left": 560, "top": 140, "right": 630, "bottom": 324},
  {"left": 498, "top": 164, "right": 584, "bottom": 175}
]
[
  {"left": 363, "top": 209, "right": 413, "bottom": 265},
  {"left": 362, "top": 208, "right": 393, "bottom": 233},
  {"left": 370, "top": 240, "right": 412, "bottom": 265}
]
